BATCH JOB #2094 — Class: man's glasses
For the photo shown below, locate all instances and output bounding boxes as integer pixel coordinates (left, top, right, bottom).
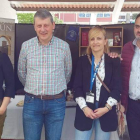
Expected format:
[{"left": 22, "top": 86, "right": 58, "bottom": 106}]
[{"left": 135, "top": 24, "right": 140, "bottom": 29}]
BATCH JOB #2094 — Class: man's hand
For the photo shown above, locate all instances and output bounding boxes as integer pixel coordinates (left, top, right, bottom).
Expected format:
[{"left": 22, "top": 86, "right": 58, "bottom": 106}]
[
  {"left": 93, "top": 107, "right": 109, "bottom": 118},
  {"left": 117, "top": 104, "right": 125, "bottom": 113},
  {"left": 120, "top": 105, "right": 125, "bottom": 113},
  {"left": 82, "top": 106, "right": 97, "bottom": 119},
  {"left": 108, "top": 52, "right": 119, "bottom": 58},
  {"left": 108, "top": 52, "right": 123, "bottom": 61}
]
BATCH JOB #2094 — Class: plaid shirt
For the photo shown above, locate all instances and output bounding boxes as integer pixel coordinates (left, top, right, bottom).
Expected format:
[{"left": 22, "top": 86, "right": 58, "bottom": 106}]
[{"left": 18, "top": 36, "right": 72, "bottom": 95}]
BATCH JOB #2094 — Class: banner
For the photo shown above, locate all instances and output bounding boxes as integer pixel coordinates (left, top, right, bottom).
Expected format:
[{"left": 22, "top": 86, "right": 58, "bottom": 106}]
[
  {"left": 0, "top": 18, "right": 15, "bottom": 66},
  {"left": 66, "top": 26, "right": 79, "bottom": 42}
]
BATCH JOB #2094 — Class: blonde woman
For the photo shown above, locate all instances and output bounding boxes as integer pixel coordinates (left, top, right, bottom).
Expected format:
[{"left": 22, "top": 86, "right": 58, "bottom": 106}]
[{"left": 74, "top": 26, "right": 122, "bottom": 140}]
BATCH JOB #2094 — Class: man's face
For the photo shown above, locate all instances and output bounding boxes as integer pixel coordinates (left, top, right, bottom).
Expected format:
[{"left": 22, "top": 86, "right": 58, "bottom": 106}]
[
  {"left": 134, "top": 17, "right": 140, "bottom": 40},
  {"left": 34, "top": 17, "right": 55, "bottom": 43}
]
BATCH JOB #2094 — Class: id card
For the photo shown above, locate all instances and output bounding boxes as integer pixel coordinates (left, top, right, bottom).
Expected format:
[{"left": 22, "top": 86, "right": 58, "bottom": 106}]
[{"left": 86, "top": 92, "right": 94, "bottom": 103}]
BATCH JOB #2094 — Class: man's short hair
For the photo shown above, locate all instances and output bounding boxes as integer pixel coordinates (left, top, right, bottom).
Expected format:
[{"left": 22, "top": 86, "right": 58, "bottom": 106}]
[
  {"left": 135, "top": 13, "right": 140, "bottom": 21},
  {"left": 34, "top": 9, "right": 53, "bottom": 23}
]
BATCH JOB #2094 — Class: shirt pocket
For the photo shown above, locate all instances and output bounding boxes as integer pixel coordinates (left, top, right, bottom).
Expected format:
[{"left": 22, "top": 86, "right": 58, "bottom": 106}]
[
  {"left": 24, "top": 94, "right": 34, "bottom": 103},
  {"left": 46, "top": 53, "right": 64, "bottom": 70}
]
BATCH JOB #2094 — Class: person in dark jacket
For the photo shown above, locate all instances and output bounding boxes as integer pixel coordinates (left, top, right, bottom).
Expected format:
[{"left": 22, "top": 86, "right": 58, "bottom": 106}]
[
  {"left": 121, "top": 13, "right": 140, "bottom": 140},
  {"left": 73, "top": 26, "right": 122, "bottom": 140},
  {"left": 0, "top": 52, "right": 15, "bottom": 138}
]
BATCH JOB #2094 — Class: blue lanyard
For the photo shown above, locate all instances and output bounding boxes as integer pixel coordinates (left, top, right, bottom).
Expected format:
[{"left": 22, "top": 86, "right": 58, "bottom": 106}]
[{"left": 90, "top": 55, "right": 102, "bottom": 92}]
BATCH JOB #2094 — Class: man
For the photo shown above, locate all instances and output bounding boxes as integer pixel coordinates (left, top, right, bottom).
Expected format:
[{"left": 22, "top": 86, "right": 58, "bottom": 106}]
[
  {"left": 18, "top": 9, "right": 72, "bottom": 140},
  {"left": 0, "top": 52, "right": 15, "bottom": 139},
  {"left": 121, "top": 13, "right": 140, "bottom": 140}
]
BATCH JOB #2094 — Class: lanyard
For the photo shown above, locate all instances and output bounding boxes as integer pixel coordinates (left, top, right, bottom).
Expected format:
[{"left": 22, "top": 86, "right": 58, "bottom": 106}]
[{"left": 90, "top": 55, "right": 102, "bottom": 92}]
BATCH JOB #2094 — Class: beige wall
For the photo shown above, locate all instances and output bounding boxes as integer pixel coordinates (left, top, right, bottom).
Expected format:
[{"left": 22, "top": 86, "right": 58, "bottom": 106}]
[{"left": 0, "top": 0, "right": 16, "bottom": 21}]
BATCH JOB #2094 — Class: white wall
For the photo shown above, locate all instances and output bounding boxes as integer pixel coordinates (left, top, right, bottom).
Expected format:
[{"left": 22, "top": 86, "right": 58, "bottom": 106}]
[{"left": 0, "top": 0, "right": 16, "bottom": 21}]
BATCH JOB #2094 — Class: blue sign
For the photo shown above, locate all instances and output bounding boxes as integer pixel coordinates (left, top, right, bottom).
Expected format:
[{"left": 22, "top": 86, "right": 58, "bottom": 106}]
[
  {"left": 79, "top": 13, "right": 91, "bottom": 18},
  {"left": 66, "top": 26, "right": 79, "bottom": 42},
  {"left": 104, "top": 13, "right": 111, "bottom": 17}
]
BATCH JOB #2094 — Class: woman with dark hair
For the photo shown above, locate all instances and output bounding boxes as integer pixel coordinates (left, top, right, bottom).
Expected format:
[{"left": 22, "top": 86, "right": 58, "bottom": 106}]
[
  {"left": 74, "top": 26, "right": 122, "bottom": 140},
  {"left": 0, "top": 52, "right": 15, "bottom": 138}
]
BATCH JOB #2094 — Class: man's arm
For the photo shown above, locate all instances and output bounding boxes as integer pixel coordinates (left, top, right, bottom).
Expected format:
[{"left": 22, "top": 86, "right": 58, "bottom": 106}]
[
  {"left": 64, "top": 44, "right": 72, "bottom": 84},
  {"left": 18, "top": 43, "right": 27, "bottom": 86}
]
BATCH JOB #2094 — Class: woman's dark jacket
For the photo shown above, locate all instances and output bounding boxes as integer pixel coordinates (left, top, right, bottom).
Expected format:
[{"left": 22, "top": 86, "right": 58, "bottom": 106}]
[
  {"left": 73, "top": 53, "right": 122, "bottom": 132},
  {"left": 0, "top": 52, "right": 15, "bottom": 99}
]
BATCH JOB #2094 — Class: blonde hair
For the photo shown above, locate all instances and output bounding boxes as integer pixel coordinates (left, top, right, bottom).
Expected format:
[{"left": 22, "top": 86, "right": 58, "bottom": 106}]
[{"left": 86, "top": 26, "right": 108, "bottom": 55}]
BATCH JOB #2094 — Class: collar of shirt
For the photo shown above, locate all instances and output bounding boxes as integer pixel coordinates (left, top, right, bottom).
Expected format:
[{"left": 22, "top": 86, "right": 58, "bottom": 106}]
[
  {"left": 94, "top": 54, "right": 105, "bottom": 66},
  {"left": 133, "top": 38, "right": 137, "bottom": 46},
  {"left": 133, "top": 38, "right": 140, "bottom": 54},
  {"left": 36, "top": 36, "right": 54, "bottom": 47}
]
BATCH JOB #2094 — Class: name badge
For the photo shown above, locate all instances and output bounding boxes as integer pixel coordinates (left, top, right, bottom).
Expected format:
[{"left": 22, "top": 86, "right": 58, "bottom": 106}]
[{"left": 86, "top": 92, "right": 94, "bottom": 103}]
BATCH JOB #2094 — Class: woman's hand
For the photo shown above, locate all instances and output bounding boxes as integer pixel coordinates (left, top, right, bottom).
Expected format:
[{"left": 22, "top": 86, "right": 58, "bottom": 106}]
[
  {"left": 0, "top": 97, "right": 11, "bottom": 115},
  {"left": 93, "top": 107, "right": 109, "bottom": 118},
  {"left": 0, "top": 107, "right": 6, "bottom": 115},
  {"left": 82, "top": 106, "right": 97, "bottom": 119}
]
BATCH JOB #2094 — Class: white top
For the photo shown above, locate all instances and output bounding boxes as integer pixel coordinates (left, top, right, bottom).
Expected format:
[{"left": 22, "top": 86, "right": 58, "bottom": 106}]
[
  {"left": 76, "top": 54, "right": 117, "bottom": 109},
  {"left": 129, "top": 38, "right": 140, "bottom": 100}
]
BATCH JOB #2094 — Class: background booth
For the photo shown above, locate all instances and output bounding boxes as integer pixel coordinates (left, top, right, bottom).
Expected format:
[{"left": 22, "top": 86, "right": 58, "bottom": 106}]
[
  {"left": 1, "top": 0, "right": 139, "bottom": 140},
  {"left": 0, "top": 22, "right": 135, "bottom": 140},
  {"left": 14, "top": 23, "right": 135, "bottom": 93},
  {"left": 2, "top": 24, "right": 134, "bottom": 140}
]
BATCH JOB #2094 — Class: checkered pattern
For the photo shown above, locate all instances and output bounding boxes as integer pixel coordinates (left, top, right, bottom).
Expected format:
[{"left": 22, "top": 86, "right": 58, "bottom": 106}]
[{"left": 18, "top": 36, "right": 72, "bottom": 95}]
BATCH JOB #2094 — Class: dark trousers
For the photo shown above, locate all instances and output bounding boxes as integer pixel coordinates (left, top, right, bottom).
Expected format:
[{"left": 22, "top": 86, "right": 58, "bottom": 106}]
[{"left": 126, "top": 98, "right": 140, "bottom": 140}]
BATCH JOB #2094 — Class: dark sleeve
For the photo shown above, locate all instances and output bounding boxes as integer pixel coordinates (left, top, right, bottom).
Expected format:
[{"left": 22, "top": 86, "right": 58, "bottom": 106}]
[
  {"left": 73, "top": 57, "right": 85, "bottom": 99},
  {"left": 120, "top": 43, "right": 132, "bottom": 110},
  {"left": 2, "top": 53, "right": 15, "bottom": 98},
  {"left": 110, "top": 58, "right": 122, "bottom": 102}
]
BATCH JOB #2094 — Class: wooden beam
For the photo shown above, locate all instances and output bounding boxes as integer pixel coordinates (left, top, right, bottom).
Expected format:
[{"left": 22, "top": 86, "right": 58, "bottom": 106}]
[
  {"left": 8, "top": 0, "right": 116, "bottom": 2},
  {"left": 125, "top": 0, "right": 140, "bottom": 2},
  {"left": 122, "top": 7, "right": 140, "bottom": 11},
  {"left": 12, "top": 7, "right": 114, "bottom": 12}
]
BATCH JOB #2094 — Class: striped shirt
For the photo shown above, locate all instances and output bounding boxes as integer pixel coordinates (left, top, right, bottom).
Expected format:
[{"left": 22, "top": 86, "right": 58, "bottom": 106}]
[{"left": 18, "top": 36, "right": 72, "bottom": 95}]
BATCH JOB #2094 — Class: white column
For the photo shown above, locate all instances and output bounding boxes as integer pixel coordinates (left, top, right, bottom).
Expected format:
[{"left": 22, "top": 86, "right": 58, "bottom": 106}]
[
  {"left": 126, "top": 13, "right": 130, "bottom": 23},
  {"left": 0, "top": 0, "right": 16, "bottom": 21},
  {"left": 76, "top": 12, "right": 78, "bottom": 24},
  {"left": 112, "top": 0, "right": 125, "bottom": 24},
  {"left": 90, "top": 13, "right": 97, "bottom": 25}
]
